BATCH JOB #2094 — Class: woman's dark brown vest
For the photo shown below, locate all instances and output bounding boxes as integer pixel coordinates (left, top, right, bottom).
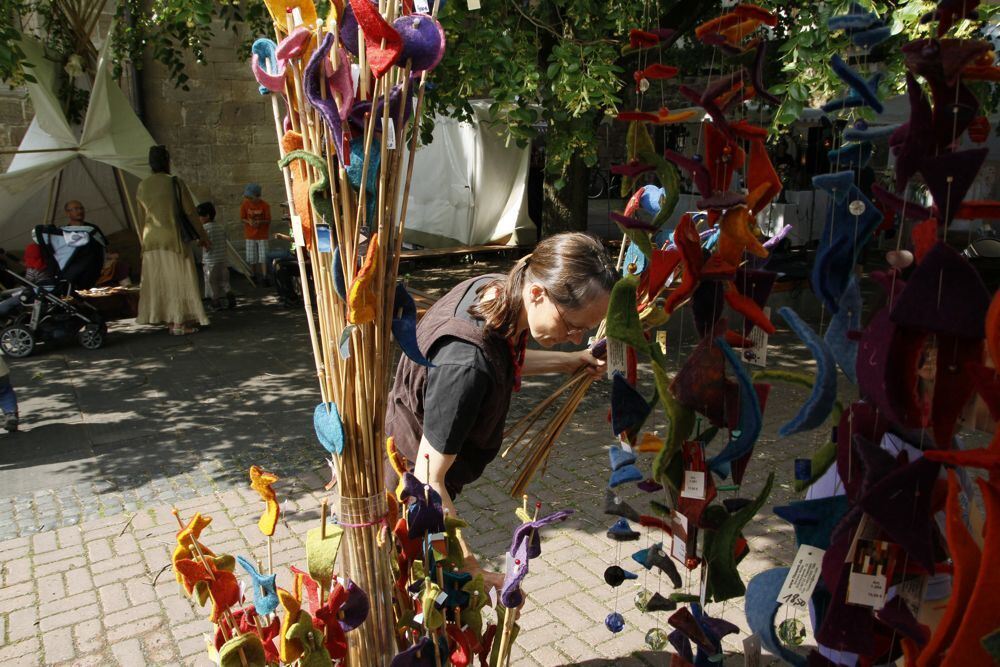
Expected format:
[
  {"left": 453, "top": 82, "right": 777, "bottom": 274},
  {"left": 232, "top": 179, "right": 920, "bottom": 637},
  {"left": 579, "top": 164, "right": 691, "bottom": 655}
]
[{"left": 384, "top": 275, "right": 514, "bottom": 496}]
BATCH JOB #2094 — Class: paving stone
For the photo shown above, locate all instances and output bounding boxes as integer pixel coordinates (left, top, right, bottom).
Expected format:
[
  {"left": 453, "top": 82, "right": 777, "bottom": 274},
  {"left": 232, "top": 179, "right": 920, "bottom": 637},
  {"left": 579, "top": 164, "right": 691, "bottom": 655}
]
[
  {"left": 73, "top": 618, "right": 104, "bottom": 655},
  {"left": 41, "top": 626, "right": 74, "bottom": 664},
  {"left": 6, "top": 607, "right": 38, "bottom": 643}
]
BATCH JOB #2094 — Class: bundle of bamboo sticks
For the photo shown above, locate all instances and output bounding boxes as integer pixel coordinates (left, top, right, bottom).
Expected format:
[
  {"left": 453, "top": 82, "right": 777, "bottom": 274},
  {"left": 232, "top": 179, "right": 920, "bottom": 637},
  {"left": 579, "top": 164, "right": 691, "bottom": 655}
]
[{"left": 254, "top": 1, "right": 443, "bottom": 662}]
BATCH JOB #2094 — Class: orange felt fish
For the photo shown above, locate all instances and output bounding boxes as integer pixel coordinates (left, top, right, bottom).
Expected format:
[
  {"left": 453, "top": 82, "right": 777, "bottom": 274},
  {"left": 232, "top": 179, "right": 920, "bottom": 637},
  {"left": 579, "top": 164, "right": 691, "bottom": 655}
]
[
  {"left": 348, "top": 233, "right": 379, "bottom": 324},
  {"left": 174, "top": 556, "right": 240, "bottom": 622},
  {"left": 701, "top": 205, "right": 767, "bottom": 278},
  {"left": 249, "top": 465, "right": 281, "bottom": 537},
  {"left": 172, "top": 513, "right": 215, "bottom": 586}
]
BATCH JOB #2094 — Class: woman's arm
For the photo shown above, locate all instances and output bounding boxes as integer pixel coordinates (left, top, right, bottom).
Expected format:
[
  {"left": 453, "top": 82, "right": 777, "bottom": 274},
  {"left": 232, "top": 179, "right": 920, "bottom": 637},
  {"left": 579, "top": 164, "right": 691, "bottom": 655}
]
[
  {"left": 179, "top": 180, "right": 210, "bottom": 247},
  {"left": 523, "top": 348, "right": 605, "bottom": 377},
  {"left": 413, "top": 435, "right": 505, "bottom": 591}
]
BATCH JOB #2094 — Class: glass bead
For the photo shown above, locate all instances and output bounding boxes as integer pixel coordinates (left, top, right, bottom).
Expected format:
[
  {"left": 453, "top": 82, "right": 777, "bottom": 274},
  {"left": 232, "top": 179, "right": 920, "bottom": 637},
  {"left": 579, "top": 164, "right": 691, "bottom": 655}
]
[
  {"left": 778, "top": 617, "right": 807, "bottom": 646},
  {"left": 639, "top": 78, "right": 650, "bottom": 92},
  {"left": 645, "top": 627, "right": 669, "bottom": 650},
  {"left": 634, "top": 590, "right": 652, "bottom": 612},
  {"left": 605, "top": 612, "right": 625, "bottom": 633},
  {"left": 848, "top": 200, "right": 866, "bottom": 216}
]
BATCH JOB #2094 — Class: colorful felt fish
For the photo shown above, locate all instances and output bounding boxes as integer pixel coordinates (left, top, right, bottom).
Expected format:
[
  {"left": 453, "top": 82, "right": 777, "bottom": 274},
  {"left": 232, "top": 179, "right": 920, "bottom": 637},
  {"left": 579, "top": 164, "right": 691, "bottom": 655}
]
[{"left": 249, "top": 465, "right": 281, "bottom": 537}]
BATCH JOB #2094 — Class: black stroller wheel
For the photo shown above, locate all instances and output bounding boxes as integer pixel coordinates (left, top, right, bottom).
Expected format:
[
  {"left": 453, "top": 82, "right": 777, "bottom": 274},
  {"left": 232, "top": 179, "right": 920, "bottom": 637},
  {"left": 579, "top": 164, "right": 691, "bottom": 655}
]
[
  {"left": 78, "top": 323, "right": 105, "bottom": 350},
  {"left": 0, "top": 325, "right": 34, "bottom": 358}
]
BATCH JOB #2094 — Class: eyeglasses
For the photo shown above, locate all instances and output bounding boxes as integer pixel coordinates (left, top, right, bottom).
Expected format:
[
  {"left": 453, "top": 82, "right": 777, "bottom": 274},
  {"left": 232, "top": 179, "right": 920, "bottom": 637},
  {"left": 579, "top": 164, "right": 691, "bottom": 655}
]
[{"left": 549, "top": 294, "right": 590, "bottom": 337}]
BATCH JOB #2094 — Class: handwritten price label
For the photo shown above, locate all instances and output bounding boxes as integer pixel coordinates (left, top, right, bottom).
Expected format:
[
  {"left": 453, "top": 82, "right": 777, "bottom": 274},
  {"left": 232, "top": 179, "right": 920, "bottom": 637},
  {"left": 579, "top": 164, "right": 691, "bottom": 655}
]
[{"left": 778, "top": 545, "right": 825, "bottom": 608}]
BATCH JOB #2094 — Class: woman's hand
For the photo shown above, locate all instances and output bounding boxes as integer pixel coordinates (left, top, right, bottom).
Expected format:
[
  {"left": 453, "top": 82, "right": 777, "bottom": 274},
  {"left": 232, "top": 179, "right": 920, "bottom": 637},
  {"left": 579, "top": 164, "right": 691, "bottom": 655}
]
[{"left": 566, "top": 349, "right": 605, "bottom": 378}]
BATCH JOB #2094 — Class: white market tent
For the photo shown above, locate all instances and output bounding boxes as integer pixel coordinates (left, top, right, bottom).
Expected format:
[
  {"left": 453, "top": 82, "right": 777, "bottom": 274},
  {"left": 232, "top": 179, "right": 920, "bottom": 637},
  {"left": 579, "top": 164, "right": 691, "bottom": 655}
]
[
  {"left": 399, "top": 100, "right": 536, "bottom": 248},
  {"left": 0, "top": 34, "right": 152, "bottom": 251}
]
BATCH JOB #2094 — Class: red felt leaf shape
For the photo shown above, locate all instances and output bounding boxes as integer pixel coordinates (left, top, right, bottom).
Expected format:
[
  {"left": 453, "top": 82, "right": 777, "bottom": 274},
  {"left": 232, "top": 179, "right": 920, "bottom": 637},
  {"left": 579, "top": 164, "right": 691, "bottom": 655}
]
[
  {"left": 629, "top": 29, "right": 660, "bottom": 49},
  {"left": 617, "top": 110, "right": 660, "bottom": 123},
  {"left": 348, "top": 0, "right": 402, "bottom": 78},
  {"left": 640, "top": 63, "right": 680, "bottom": 80}
]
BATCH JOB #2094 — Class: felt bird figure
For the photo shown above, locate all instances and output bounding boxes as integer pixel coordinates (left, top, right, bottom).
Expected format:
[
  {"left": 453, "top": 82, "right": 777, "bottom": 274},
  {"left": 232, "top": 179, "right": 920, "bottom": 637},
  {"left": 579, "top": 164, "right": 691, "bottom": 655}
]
[
  {"left": 701, "top": 205, "right": 767, "bottom": 278},
  {"left": 285, "top": 611, "right": 333, "bottom": 667},
  {"left": 347, "top": 234, "right": 379, "bottom": 325},
  {"left": 236, "top": 555, "right": 279, "bottom": 616},
  {"left": 304, "top": 34, "right": 349, "bottom": 166},
  {"left": 249, "top": 465, "right": 281, "bottom": 537},
  {"left": 277, "top": 588, "right": 305, "bottom": 663},
  {"left": 348, "top": 0, "right": 403, "bottom": 78},
  {"left": 172, "top": 512, "right": 215, "bottom": 584},
  {"left": 251, "top": 38, "right": 283, "bottom": 95},
  {"left": 313, "top": 583, "right": 349, "bottom": 658},
  {"left": 390, "top": 636, "right": 436, "bottom": 666},
  {"left": 392, "top": 283, "right": 434, "bottom": 367},
  {"left": 174, "top": 556, "right": 241, "bottom": 622},
  {"left": 508, "top": 509, "right": 573, "bottom": 560}
]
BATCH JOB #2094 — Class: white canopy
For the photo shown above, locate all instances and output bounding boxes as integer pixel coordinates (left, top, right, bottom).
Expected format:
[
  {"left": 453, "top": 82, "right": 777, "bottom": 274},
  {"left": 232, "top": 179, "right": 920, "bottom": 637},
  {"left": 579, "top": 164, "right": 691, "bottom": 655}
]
[
  {"left": 0, "top": 32, "right": 154, "bottom": 250},
  {"left": 400, "top": 101, "right": 536, "bottom": 248}
]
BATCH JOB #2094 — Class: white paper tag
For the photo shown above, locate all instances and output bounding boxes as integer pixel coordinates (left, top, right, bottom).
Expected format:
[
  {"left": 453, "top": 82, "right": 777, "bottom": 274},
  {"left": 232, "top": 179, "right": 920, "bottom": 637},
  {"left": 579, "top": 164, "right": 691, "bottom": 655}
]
[
  {"left": 671, "top": 532, "right": 687, "bottom": 561},
  {"left": 778, "top": 545, "right": 825, "bottom": 609},
  {"left": 386, "top": 118, "right": 396, "bottom": 150},
  {"left": 415, "top": 0, "right": 430, "bottom": 12},
  {"left": 743, "top": 634, "right": 762, "bottom": 667},
  {"left": 467, "top": 0, "right": 481, "bottom": 9},
  {"left": 847, "top": 571, "right": 888, "bottom": 608},
  {"left": 897, "top": 575, "right": 927, "bottom": 617},
  {"left": 434, "top": 591, "right": 448, "bottom": 606},
  {"left": 699, "top": 566, "right": 707, "bottom": 607},
  {"left": 672, "top": 510, "right": 688, "bottom": 533},
  {"left": 290, "top": 214, "right": 305, "bottom": 247},
  {"left": 656, "top": 330, "right": 667, "bottom": 354},
  {"left": 488, "top": 585, "right": 498, "bottom": 607},
  {"left": 743, "top": 306, "right": 770, "bottom": 367},
  {"left": 606, "top": 338, "right": 628, "bottom": 380},
  {"left": 680, "top": 471, "right": 706, "bottom": 500}
]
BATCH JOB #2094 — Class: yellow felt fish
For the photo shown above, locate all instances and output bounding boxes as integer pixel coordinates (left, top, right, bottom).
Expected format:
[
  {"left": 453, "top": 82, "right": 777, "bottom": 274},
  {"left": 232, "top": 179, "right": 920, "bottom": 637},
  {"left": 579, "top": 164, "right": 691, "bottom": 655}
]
[{"left": 250, "top": 465, "right": 281, "bottom": 537}]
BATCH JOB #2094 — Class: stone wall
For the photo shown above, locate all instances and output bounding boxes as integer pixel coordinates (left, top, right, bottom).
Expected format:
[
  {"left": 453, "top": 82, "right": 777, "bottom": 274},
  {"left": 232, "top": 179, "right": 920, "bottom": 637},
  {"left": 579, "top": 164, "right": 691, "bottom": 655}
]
[
  {"left": 140, "top": 23, "right": 287, "bottom": 238},
  {"left": 0, "top": 86, "right": 32, "bottom": 172}
]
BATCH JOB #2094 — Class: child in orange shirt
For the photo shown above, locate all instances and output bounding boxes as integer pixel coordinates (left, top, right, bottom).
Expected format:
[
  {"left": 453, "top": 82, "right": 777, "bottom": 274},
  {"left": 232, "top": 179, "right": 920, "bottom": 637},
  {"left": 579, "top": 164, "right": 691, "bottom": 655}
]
[{"left": 240, "top": 183, "right": 271, "bottom": 284}]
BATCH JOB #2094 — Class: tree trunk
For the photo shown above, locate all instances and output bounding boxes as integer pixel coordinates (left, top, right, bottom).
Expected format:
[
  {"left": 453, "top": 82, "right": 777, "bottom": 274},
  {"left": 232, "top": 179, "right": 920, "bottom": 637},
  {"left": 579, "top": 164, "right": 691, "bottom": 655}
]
[{"left": 541, "top": 153, "right": 590, "bottom": 237}]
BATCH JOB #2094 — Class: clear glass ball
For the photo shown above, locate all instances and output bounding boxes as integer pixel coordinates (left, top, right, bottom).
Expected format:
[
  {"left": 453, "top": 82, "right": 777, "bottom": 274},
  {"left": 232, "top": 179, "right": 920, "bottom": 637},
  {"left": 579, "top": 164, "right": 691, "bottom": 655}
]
[
  {"left": 848, "top": 200, "right": 866, "bottom": 216},
  {"left": 645, "top": 627, "right": 669, "bottom": 650},
  {"left": 634, "top": 590, "right": 652, "bottom": 612}
]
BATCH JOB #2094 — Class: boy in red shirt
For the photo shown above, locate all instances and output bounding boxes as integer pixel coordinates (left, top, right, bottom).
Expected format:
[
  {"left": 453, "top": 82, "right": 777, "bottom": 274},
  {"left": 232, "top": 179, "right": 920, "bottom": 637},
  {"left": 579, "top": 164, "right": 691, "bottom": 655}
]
[{"left": 240, "top": 183, "right": 271, "bottom": 284}]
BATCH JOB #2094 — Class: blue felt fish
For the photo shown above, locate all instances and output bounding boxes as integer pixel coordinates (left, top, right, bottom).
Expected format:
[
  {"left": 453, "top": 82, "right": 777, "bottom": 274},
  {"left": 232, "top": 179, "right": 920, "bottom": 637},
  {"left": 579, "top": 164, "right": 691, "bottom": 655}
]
[
  {"left": 251, "top": 38, "right": 279, "bottom": 96},
  {"left": 830, "top": 54, "right": 884, "bottom": 113},
  {"left": 824, "top": 277, "right": 862, "bottom": 384},
  {"left": 777, "top": 308, "right": 837, "bottom": 436},
  {"left": 236, "top": 555, "right": 279, "bottom": 616},
  {"left": 746, "top": 568, "right": 807, "bottom": 667},
  {"left": 821, "top": 70, "right": 883, "bottom": 114}
]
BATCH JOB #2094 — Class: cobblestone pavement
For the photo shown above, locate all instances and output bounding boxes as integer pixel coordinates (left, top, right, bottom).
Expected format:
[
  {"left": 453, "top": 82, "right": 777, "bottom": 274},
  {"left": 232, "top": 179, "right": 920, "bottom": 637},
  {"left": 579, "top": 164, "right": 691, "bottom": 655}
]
[{"left": 0, "top": 258, "right": 869, "bottom": 666}]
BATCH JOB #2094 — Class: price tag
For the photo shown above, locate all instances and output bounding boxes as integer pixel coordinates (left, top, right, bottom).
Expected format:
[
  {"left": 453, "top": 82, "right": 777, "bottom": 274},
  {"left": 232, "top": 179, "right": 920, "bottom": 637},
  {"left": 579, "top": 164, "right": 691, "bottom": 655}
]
[
  {"left": 606, "top": 338, "right": 627, "bottom": 380},
  {"left": 467, "top": 0, "right": 481, "bottom": 9},
  {"left": 415, "top": 0, "right": 430, "bottom": 12},
  {"left": 743, "top": 307, "right": 770, "bottom": 367},
  {"left": 290, "top": 214, "right": 305, "bottom": 247},
  {"left": 385, "top": 118, "right": 396, "bottom": 150},
  {"left": 777, "top": 545, "right": 825, "bottom": 609},
  {"left": 670, "top": 510, "right": 688, "bottom": 562},
  {"left": 671, "top": 532, "right": 687, "bottom": 562},
  {"left": 315, "top": 223, "right": 333, "bottom": 253},
  {"left": 680, "top": 470, "right": 706, "bottom": 500},
  {"left": 434, "top": 591, "right": 449, "bottom": 606},
  {"left": 656, "top": 330, "right": 667, "bottom": 354},
  {"left": 743, "top": 634, "right": 762, "bottom": 667}
]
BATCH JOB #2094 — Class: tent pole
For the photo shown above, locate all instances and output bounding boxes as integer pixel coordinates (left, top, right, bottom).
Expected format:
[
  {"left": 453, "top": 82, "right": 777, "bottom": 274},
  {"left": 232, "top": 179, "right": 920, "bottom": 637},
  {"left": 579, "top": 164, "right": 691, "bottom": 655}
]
[
  {"left": 112, "top": 167, "right": 138, "bottom": 234},
  {"left": 0, "top": 147, "right": 79, "bottom": 156},
  {"left": 79, "top": 159, "right": 122, "bottom": 229},
  {"left": 44, "top": 170, "right": 64, "bottom": 226}
]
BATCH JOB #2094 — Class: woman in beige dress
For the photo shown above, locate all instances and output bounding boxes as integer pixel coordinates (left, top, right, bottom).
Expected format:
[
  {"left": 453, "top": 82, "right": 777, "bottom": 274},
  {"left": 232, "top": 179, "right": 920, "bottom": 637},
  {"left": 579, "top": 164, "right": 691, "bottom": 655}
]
[{"left": 134, "top": 146, "right": 211, "bottom": 335}]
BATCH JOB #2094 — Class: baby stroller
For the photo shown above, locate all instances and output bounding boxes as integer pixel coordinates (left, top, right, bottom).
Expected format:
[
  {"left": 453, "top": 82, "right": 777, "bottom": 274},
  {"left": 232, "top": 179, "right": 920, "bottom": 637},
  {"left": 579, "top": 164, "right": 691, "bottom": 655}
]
[{"left": 0, "top": 225, "right": 107, "bottom": 358}]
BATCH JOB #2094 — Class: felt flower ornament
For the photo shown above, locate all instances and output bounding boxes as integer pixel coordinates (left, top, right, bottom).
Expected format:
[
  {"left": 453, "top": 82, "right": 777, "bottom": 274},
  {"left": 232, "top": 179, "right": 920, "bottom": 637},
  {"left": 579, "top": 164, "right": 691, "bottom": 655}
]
[
  {"left": 347, "top": 233, "right": 379, "bottom": 324},
  {"left": 174, "top": 556, "right": 240, "bottom": 622},
  {"left": 251, "top": 38, "right": 284, "bottom": 95},
  {"left": 402, "top": 473, "right": 445, "bottom": 539},
  {"left": 348, "top": 0, "right": 403, "bottom": 78},
  {"left": 236, "top": 556, "right": 279, "bottom": 616},
  {"left": 249, "top": 465, "right": 281, "bottom": 537}
]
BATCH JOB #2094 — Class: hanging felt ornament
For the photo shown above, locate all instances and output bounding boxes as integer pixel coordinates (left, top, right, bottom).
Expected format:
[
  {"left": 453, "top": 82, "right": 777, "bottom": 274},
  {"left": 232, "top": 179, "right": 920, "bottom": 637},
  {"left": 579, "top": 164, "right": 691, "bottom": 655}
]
[
  {"left": 918, "top": 148, "right": 989, "bottom": 226},
  {"left": 777, "top": 307, "right": 838, "bottom": 436},
  {"left": 313, "top": 402, "right": 345, "bottom": 455},
  {"left": 391, "top": 283, "right": 433, "bottom": 367},
  {"left": 811, "top": 185, "right": 882, "bottom": 312},
  {"left": 393, "top": 13, "right": 446, "bottom": 72},
  {"left": 304, "top": 34, "right": 349, "bottom": 167},
  {"left": 705, "top": 338, "right": 762, "bottom": 477},
  {"left": 745, "top": 568, "right": 807, "bottom": 667},
  {"left": 277, "top": 149, "right": 334, "bottom": 245},
  {"left": 249, "top": 465, "right": 281, "bottom": 537},
  {"left": 236, "top": 556, "right": 280, "bottom": 616},
  {"left": 830, "top": 54, "right": 884, "bottom": 113},
  {"left": 821, "top": 71, "right": 884, "bottom": 113},
  {"left": 251, "top": 38, "right": 284, "bottom": 94},
  {"left": 347, "top": 234, "right": 379, "bottom": 324}
]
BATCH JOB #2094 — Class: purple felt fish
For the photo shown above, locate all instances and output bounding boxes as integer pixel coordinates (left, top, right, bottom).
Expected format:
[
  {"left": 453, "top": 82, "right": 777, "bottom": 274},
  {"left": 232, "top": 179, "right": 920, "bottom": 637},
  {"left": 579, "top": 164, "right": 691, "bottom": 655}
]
[{"left": 304, "top": 34, "right": 348, "bottom": 167}]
